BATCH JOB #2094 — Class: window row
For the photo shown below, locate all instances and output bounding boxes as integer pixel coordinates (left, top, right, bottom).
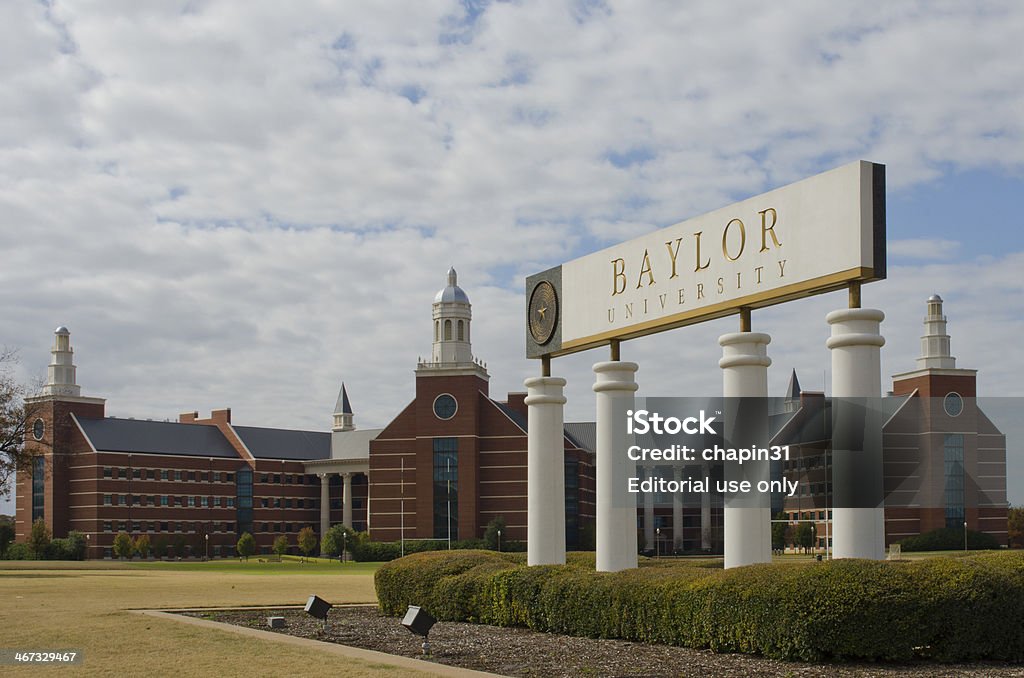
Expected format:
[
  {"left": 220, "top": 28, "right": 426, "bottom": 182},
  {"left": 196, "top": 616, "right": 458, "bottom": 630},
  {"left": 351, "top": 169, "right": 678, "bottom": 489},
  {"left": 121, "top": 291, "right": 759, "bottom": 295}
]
[
  {"left": 258, "top": 473, "right": 307, "bottom": 485},
  {"left": 787, "top": 510, "right": 833, "bottom": 522},
  {"left": 103, "top": 494, "right": 236, "bottom": 508},
  {"left": 102, "top": 521, "right": 236, "bottom": 533},
  {"left": 102, "top": 467, "right": 237, "bottom": 483}
]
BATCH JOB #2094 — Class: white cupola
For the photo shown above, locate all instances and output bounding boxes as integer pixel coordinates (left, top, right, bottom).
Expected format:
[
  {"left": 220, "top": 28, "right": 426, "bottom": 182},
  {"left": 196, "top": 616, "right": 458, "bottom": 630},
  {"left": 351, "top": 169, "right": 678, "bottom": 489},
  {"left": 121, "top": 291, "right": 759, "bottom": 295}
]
[
  {"left": 431, "top": 267, "right": 474, "bottom": 365},
  {"left": 42, "top": 326, "right": 81, "bottom": 397},
  {"left": 917, "top": 294, "right": 956, "bottom": 370}
]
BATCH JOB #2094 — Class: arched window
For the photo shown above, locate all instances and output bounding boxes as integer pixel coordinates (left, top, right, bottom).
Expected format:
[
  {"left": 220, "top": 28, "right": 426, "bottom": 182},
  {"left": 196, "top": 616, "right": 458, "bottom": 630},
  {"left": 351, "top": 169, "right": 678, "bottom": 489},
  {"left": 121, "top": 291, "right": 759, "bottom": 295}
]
[
  {"left": 457, "top": 320, "right": 464, "bottom": 341},
  {"left": 444, "top": 319, "right": 452, "bottom": 341},
  {"left": 434, "top": 321, "right": 439, "bottom": 342}
]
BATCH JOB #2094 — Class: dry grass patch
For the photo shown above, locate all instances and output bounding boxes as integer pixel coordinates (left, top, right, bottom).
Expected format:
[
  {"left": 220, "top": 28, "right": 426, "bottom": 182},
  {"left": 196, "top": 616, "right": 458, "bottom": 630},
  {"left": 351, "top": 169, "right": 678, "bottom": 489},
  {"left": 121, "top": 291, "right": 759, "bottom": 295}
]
[{"left": 0, "top": 567, "right": 445, "bottom": 677}]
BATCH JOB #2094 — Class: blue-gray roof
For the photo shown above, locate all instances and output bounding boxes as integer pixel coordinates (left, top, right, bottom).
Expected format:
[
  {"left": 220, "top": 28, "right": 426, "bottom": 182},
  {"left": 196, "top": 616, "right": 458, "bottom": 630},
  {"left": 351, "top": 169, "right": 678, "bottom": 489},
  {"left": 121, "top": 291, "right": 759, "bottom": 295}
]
[
  {"left": 77, "top": 417, "right": 240, "bottom": 458},
  {"left": 233, "top": 425, "right": 331, "bottom": 460}
]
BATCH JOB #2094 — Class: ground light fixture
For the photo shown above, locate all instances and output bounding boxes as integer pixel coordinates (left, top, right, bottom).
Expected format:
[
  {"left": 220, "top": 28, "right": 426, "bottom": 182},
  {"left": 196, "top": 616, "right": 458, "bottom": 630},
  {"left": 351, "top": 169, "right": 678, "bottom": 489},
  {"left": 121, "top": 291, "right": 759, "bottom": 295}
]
[
  {"left": 401, "top": 605, "right": 437, "bottom": 655},
  {"left": 305, "top": 594, "right": 333, "bottom": 632}
]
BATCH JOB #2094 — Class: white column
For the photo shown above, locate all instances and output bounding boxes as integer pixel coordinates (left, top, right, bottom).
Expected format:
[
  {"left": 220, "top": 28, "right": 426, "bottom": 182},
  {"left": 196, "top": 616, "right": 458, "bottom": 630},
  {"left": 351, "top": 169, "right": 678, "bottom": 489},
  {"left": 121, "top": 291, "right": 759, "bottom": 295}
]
[
  {"left": 342, "top": 472, "right": 353, "bottom": 529},
  {"left": 672, "top": 466, "right": 683, "bottom": 551},
  {"left": 827, "top": 307, "right": 886, "bottom": 560},
  {"left": 594, "top": 361, "right": 639, "bottom": 572},
  {"left": 525, "top": 376, "right": 567, "bottom": 566},
  {"left": 701, "top": 459, "right": 711, "bottom": 551},
  {"left": 643, "top": 466, "right": 655, "bottom": 551},
  {"left": 719, "top": 332, "right": 772, "bottom": 569},
  {"left": 319, "top": 473, "right": 330, "bottom": 537}
]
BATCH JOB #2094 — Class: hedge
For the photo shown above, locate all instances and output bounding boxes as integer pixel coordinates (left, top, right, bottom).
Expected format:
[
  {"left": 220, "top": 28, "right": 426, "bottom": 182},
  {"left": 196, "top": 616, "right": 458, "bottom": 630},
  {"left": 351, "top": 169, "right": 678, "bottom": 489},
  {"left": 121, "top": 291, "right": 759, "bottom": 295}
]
[
  {"left": 899, "top": 527, "right": 1002, "bottom": 551},
  {"left": 375, "top": 550, "right": 1024, "bottom": 662}
]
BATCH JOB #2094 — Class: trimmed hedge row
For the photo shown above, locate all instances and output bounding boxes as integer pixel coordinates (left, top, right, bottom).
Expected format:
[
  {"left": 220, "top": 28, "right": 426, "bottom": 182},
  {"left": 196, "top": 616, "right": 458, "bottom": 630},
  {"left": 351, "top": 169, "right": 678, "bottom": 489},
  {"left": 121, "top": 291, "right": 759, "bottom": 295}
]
[
  {"left": 899, "top": 527, "right": 1001, "bottom": 551},
  {"left": 375, "top": 550, "right": 1024, "bottom": 662}
]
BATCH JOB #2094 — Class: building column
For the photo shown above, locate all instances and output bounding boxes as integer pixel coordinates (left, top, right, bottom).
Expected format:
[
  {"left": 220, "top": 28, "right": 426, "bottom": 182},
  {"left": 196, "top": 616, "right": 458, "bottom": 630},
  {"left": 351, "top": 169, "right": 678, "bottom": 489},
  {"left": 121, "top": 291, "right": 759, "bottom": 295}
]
[
  {"left": 719, "top": 331, "right": 772, "bottom": 569},
  {"left": 319, "top": 473, "right": 330, "bottom": 537},
  {"left": 672, "top": 466, "right": 684, "bottom": 551},
  {"left": 701, "top": 459, "right": 712, "bottom": 551},
  {"left": 827, "top": 307, "right": 886, "bottom": 560},
  {"left": 594, "top": 360, "right": 639, "bottom": 572},
  {"left": 525, "top": 376, "right": 567, "bottom": 566},
  {"left": 342, "top": 472, "right": 353, "bottom": 530},
  {"left": 643, "top": 466, "right": 655, "bottom": 551}
]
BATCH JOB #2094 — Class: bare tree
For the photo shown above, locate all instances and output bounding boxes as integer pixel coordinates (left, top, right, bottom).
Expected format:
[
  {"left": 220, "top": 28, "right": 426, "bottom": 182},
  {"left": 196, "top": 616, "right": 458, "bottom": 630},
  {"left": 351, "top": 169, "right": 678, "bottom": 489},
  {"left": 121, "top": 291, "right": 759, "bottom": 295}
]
[{"left": 0, "top": 348, "right": 41, "bottom": 499}]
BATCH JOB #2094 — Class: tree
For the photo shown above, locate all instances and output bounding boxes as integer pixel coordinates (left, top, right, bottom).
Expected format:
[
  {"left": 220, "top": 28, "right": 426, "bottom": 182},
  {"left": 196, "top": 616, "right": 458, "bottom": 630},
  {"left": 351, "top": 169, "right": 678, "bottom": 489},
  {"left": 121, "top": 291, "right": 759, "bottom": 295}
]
[
  {"left": 320, "top": 525, "right": 355, "bottom": 559},
  {"left": 134, "top": 534, "right": 151, "bottom": 559},
  {"left": 113, "top": 531, "right": 134, "bottom": 560},
  {"left": 771, "top": 512, "right": 789, "bottom": 551},
  {"left": 151, "top": 536, "right": 168, "bottom": 559},
  {"left": 1009, "top": 506, "right": 1024, "bottom": 548},
  {"left": 794, "top": 522, "right": 814, "bottom": 553},
  {"left": 172, "top": 534, "right": 188, "bottom": 559},
  {"left": 298, "top": 527, "right": 317, "bottom": 560},
  {"left": 483, "top": 516, "right": 506, "bottom": 551},
  {"left": 0, "top": 521, "right": 14, "bottom": 557},
  {"left": 29, "top": 518, "right": 51, "bottom": 558},
  {"left": 0, "top": 349, "right": 43, "bottom": 498},
  {"left": 272, "top": 535, "right": 289, "bottom": 557},
  {"left": 236, "top": 532, "right": 256, "bottom": 561},
  {"left": 65, "top": 531, "right": 87, "bottom": 560}
]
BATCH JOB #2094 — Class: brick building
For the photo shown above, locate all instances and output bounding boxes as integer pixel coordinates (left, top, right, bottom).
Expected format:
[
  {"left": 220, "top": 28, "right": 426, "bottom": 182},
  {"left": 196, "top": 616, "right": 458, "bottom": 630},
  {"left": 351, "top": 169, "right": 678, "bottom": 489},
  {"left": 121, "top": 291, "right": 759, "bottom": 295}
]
[
  {"left": 779, "top": 295, "right": 1008, "bottom": 548},
  {"left": 16, "top": 269, "right": 594, "bottom": 557}
]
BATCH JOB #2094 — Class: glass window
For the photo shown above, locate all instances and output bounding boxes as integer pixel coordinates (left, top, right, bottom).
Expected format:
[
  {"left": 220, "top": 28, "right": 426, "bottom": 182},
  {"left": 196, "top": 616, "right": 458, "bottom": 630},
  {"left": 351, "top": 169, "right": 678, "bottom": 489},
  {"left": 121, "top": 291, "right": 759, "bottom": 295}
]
[
  {"left": 175, "top": 470, "right": 182, "bottom": 481},
  {"left": 103, "top": 467, "right": 112, "bottom": 478},
  {"left": 103, "top": 521, "right": 112, "bottom": 532},
  {"left": 31, "top": 456, "right": 46, "bottom": 522},
  {"left": 162, "top": 469, "right": 169, "bottom": 481},
  {"left": 944, "top": 392, "right": 964, "bottom": 417},
  {"left": 433, "top": 438, "right": 458, "bottom": 539},
  {"left": 944, "top": 434, "right": 965, "bottom": 529},
  {"left": 236, "top": 467, "right": 253, "bottom": 536},
  {"left": 104, "top": 494, "right": 112, "bottom": 506},
  {"left": 433, "top": 394, "right": 457, "bottom": 420},
  {"left": 161, "top": 496, "right": 168, "bottom": 506}
]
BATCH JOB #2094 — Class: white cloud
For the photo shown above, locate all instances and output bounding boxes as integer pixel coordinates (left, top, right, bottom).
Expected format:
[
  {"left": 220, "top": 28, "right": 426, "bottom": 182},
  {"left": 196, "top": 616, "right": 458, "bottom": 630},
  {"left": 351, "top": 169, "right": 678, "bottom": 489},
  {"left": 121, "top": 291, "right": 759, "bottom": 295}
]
[
  {"left": 888, "top": 238, "right": 960, "bottom": 260},
  {"left": 3, "top": 1, "right": 1024, "bottom": 510}
]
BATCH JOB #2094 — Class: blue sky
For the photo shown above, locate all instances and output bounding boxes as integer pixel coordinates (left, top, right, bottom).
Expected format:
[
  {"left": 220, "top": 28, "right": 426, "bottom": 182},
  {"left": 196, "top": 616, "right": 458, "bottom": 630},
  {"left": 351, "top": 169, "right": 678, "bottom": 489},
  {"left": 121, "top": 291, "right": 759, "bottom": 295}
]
[{"left": 2, "top": 1, "right": 1024, "bottom": 513}]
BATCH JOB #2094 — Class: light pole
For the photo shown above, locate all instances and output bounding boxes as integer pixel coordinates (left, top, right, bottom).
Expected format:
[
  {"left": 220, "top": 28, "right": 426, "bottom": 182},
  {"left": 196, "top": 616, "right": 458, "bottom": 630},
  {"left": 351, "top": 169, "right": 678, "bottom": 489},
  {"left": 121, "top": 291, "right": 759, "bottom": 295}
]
[
  {"left": 342, "top": 531, "right": 347, "bottom": 563},
  {"left": 205, "top": 533, "right": 209, "bottom": 561},
  {"left": 447, "top": 457, "right": 452, "bottom": 551},
  {"left": 964, "top": 520, "right": 968, "bottom": 552},
  {"left": 656, "top": 527, "right": 661, "bottom": 558},
  {"left": 86, "top": 533, "right": 90, "bottom": 560},
  {"left": 497, "top": 529, "right": 501, "bottom": 553},
  {"left": 811, "top": 523, "right": 816, "bottom": 557}
]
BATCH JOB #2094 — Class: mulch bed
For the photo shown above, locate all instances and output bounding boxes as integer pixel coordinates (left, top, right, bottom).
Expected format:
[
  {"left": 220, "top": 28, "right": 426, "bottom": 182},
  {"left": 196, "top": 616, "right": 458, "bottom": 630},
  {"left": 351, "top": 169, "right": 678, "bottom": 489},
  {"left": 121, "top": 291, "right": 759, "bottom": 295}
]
[{"left": 182, "top": 606, "right": 1024, "bottom": 677}]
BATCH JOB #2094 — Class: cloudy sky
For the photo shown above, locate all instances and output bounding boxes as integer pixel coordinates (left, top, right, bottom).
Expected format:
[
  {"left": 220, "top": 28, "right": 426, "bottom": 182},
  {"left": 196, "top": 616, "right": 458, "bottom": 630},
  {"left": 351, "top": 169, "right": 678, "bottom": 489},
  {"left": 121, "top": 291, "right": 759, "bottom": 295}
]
[{"left": 3, "top": 1, "right": 1024, "bottom": 511}]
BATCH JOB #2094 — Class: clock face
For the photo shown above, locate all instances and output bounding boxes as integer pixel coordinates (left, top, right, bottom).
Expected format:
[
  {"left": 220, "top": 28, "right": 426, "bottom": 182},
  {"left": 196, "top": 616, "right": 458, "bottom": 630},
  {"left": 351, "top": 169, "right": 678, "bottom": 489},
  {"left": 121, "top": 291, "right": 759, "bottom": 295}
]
[
  {"left": 32, "top": 418, "right": 45, "bottom": 441},
  {"left": 528, "top": 280, "right": 558, "bottom": 346}
]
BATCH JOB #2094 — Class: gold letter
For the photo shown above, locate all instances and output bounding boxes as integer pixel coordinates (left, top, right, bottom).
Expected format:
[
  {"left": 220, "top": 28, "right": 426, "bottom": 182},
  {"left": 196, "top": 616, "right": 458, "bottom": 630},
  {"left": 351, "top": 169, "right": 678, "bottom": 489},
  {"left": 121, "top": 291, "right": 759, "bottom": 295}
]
[
  {"left": 665, "top": 238, "right": 682, "bottom": 279},
  {"left": 636, "top": 249, "right": 655, "bottom": 289},
  {"left": 692, "top": 232, "right": 708, "bottom": 272},
  {"left": 778, "top": 259, "right": 787, "bottom": 277},
  {"left": 759, "top": 208, "right": 781, "bottom": 252},
  {"left": 696, "top": 283, "right": 704, "bottom": 300},
  {"left": 611, "top": 258, "right": 626, "bottom": 296},
  {"left": 608, "top": 308, "right": 615, "bottom": 323},
  {"left": 722, "top": 218, "right": 746, "bottom": 262},
  {"left": 755, "top": 266, "right": 763, "bottom": 284},
  {"left": 625, "top": 303, "right": 633, "bottom": 319},
  {"left": 717, "top": 277, "right": 724, "bottom": 294}
]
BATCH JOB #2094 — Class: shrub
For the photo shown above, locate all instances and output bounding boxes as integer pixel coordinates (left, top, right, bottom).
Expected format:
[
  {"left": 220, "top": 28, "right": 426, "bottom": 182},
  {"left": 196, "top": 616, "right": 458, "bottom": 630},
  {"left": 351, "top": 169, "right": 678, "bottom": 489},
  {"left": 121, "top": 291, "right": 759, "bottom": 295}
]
[
  {"left": 113, "top": 531, "right": 133, "bottom": 560},
  {"left": 900, "top": 527, "right": 1001, "bottom": 552},
  {"left": 29, "top": 518, "right": 51, "bottom": 557},
  {"left": 3, "top": 542, "right": 33, "bottom": 560},
  {"left": 374, "top": 550, "right": 1024, "bottom": 663},
  {"left": 47, "top": 532, "right": 87, "bottom": 560}
]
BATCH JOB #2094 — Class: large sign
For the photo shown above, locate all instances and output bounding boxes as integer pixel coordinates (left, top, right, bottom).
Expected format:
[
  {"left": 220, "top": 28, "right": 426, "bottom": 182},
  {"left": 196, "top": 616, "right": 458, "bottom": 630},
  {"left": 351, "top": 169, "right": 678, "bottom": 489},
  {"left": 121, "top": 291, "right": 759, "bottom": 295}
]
[{"left": 526, "top": 160, "right": 885, "bottom": 358}]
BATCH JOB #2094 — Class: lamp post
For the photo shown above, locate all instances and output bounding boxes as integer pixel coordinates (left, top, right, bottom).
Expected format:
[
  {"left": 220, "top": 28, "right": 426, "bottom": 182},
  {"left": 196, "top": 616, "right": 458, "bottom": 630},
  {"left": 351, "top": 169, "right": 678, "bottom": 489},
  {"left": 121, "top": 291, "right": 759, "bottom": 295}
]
[
  {"left": 205, "top": 533, "right": 209, "bottom": 561},
  {"left": 342, "top": 531, "right": 347, "bottom": 563},
  {"left": 656, "top": 527, "right": 661, "bottom": 558},
  {"left": 497, "top": 529, "right": 501, "bottom": 553},
  {"left": 964, "top": 520, "right": 968, "bottom": 552},
  {"left": 810, "top": 523, "right": 816, "bottom": 557},
  {"left": 86, "top": 533, "right": 90, "bottom": 560}
]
